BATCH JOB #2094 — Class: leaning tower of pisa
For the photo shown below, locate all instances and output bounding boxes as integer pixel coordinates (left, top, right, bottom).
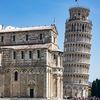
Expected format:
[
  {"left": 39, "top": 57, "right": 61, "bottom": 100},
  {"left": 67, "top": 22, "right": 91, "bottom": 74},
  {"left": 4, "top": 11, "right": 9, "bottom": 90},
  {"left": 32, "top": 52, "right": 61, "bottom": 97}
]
[{"left": 63, "top": 7, "right": 92, "bottom": 98}]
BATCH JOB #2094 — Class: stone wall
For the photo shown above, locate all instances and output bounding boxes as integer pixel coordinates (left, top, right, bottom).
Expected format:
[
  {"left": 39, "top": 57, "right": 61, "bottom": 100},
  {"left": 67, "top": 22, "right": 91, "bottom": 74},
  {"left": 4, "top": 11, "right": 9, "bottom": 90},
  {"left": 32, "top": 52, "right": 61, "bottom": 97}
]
[
  {"left": 2, "top": 48, "right": 47, "bottom": 68},
  {"left": 3, "top": 67, "right": 46, "bottom": 98},
  {"left": 0, "top": 30, "right": 57, "bottom": 46}
]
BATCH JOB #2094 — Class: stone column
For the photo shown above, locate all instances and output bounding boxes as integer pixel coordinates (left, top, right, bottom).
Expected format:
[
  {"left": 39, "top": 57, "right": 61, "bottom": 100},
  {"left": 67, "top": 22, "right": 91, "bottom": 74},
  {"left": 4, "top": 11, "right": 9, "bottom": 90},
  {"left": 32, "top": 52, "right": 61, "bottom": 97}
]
[
  {"left": 44, "top": 49, "right": 49, "bottom": 98},
  {"left": 45, "top": 68, "right": 49, "bottom": 99},
  {"left": 60, "top": 76, "right": 63, "bottom": 99},
  {"left": 10, "top": 70, "right": 12, "bottom": 97},
  {"left": 2, "top": 75, "right": 4, "bottom": 97},
  {"left": 57, "top": 75, "right": 60, "bottom": 98},
  {"left": 0, "top": 53, "right": 2, "bottom": 66},
  {"left": 48, "top": 69, "right": 51, "bottom": 98}
]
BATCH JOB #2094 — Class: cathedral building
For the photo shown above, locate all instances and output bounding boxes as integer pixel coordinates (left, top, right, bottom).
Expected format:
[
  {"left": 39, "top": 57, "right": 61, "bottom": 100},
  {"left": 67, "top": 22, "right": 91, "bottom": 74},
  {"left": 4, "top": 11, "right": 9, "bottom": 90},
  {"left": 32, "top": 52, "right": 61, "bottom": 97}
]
[
  {"left": 63, "top": 7, "right": 92, "bottom": 98},
  {"left": 0, "top": 24, "right": 63, "bottom": 100}
]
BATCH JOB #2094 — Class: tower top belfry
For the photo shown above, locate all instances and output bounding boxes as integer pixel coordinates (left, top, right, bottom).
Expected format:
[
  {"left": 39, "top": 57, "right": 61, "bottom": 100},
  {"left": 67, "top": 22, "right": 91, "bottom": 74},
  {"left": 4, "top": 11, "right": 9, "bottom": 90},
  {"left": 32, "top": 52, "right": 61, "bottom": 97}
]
[
  {"left": 69, "top": 7, "right": 90, "bottom": 20},
  {"left": 68, "top": 1, "right": 91, "bottom": 21}
]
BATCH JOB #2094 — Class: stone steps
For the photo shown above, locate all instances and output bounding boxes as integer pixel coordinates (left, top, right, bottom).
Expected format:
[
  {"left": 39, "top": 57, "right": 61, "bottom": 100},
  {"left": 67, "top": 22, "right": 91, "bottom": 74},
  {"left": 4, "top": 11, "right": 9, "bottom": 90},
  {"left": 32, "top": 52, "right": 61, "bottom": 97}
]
[
  {"left": 0, "top": 98, "right": 47, "bottom": 100},
  {"left": 0, "top": 98, "right": 63, "bottom": 100}
]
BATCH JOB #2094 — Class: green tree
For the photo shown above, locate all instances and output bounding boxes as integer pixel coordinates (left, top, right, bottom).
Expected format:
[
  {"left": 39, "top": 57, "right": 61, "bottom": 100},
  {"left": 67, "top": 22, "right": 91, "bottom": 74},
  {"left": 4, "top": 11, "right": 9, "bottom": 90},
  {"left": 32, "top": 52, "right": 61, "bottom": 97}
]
[
  {"left": 97, "top": 80, "right": 100, "bottom": 98},
  {"left": 91, "top": 79, "right": 100, "bottom": 98},
  {"left": 91, "top": 80, "right": 97, "bottom": 96}
]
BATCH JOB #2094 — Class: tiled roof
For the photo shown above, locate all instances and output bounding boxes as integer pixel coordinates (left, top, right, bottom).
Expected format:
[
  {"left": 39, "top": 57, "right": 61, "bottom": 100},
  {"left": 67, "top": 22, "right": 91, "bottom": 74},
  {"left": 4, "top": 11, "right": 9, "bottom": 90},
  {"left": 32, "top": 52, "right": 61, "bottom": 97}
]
[{"left": 0, "top": 25, "right": 55, "bottom": 33}]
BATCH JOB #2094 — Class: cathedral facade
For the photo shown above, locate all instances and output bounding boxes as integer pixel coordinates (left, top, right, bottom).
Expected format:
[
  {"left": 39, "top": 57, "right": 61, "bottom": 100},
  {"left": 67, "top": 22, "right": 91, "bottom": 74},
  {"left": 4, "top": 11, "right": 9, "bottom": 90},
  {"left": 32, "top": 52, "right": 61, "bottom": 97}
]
[
  {"left": 0, "top": 24, "right": 63, "bottom": 100},
  {"left": 63, "top": 7, "right": 92, "bottom": 98}
]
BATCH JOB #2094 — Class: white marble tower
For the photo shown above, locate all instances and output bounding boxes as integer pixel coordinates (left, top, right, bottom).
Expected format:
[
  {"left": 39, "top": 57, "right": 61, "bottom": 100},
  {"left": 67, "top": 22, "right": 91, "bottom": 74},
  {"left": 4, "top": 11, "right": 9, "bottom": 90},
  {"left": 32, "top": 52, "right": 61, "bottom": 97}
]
[{"left": 63, "top": 7, "right": 92, "bottom": 98}]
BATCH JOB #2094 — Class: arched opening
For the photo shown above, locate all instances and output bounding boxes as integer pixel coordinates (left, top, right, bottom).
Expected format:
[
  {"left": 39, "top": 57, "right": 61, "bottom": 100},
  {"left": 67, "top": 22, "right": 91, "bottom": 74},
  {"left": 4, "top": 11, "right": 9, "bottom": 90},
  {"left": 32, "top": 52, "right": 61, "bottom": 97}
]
[
  {"left": 82, "top": 24, "right": 84, "bottom": 32},
  {"left": 73, "top": 87, "right": 78, "bottom": 97},
  {"left": 66, "top": 86, "right": 72, "bottom": 97},
  {"left": 30, "top": 88, "right": 34, "bottom": 98},
  {"left": 72, "top": 24, "right": 74, "bottom": 31},
  {"left": 39, "top": 33, "right": 43, "bottom": 40},
  {"left": 14, "top": 71, "right": 18, "bottom": 81},
  {"left": 28, "top": 80, "right": 36, "bottom": 98},
  {"left": 53, "top": 77, "right": 57, "bottom": 97}
]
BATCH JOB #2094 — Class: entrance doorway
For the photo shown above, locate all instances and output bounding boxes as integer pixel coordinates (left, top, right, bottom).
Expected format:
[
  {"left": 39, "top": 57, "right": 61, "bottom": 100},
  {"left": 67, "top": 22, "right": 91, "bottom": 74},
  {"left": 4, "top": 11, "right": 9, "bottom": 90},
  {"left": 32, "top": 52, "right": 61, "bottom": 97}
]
[{"left": 30, "top": 89, "right": 34, "bottom": 98}]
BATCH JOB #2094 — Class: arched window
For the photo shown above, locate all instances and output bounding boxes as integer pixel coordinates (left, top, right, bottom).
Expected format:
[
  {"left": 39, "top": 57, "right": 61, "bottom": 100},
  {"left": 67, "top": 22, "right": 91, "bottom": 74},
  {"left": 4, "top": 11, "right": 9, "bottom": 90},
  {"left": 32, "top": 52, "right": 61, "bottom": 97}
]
[
  {"left": 74, "top": 24, "right": 76, "bottom": 31},
  {"left": 26, "top": 34, "right": 29, "bottom": 41},
  {"left": 14, "top": 71, "right": 18, "bottom": 81},
  {"left": 37, "top": 50, "right": 40, "bottom": 58},
  {"left": 13, "top": 51, "right": 16, "bottom": 59},
  {"left": 72, "top": 24, "right": 74, "bottom": 31},
  {"left": 77, "top": 24, "right": 79, "bottom": 32},
  {"left": 40, "top": 34, "right": 43, "bottom": 40},
  {"left": 12, "top": 35, "right": 15, "bottom": 41},
  {"left": 29, "top": 51, "right": 32, "bottom": 59},
  {"left": 1, "top": 36, "right": 4, "bottom": 42},
  {"left": 82, "top": 24, "right": 84, "bottom": 32},
  {"left": 21, "top": 51, "right": 24, "bottom": 59}
]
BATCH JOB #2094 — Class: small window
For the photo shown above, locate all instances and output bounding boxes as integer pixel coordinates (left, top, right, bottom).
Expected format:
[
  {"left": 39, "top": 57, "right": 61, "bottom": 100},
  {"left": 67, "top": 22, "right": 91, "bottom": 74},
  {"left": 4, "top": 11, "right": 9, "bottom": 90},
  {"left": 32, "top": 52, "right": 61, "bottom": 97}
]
[
  {"left": 78, "top": 12, "right": 80, "bottom": 16},
  {"left": 29, "top": 51, "right": 32, "bottom": 59},
  {"left": 12, "top": 35, "right": 15, "bottom": 41},
  {"left": 54, "top": 54, "right": 56, "bottom": 59},
  {"left": 54, "top": 37, "right": 56, "bottom": 43},
  {"left": 26, "top": 34, "right": 28, "bottom": 41},
  {"left": 14, "top": 71, "right": 18, "bottom": 81},
  {"left": 1, "top": 36, "right": 4, "bottom": 42},
  {"left": 40, "top": 34, "right": 43, "bottom": 40},
  {"left": 13, "top": 51, "right": 16, "bottom": 59},
  {"left": 37, "top": 50, "right": 40, "bottom": 58},
  {"left": 21, "top": 51, "right": 24, "bottom": 59}
]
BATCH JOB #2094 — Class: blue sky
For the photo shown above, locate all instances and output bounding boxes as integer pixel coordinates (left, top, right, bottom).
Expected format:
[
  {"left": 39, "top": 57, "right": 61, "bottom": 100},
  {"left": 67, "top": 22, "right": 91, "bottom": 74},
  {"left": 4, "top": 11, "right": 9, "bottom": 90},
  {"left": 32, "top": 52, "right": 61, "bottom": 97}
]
[{"left": 0, "top": 0, "right": 100, "bottom": 82}]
